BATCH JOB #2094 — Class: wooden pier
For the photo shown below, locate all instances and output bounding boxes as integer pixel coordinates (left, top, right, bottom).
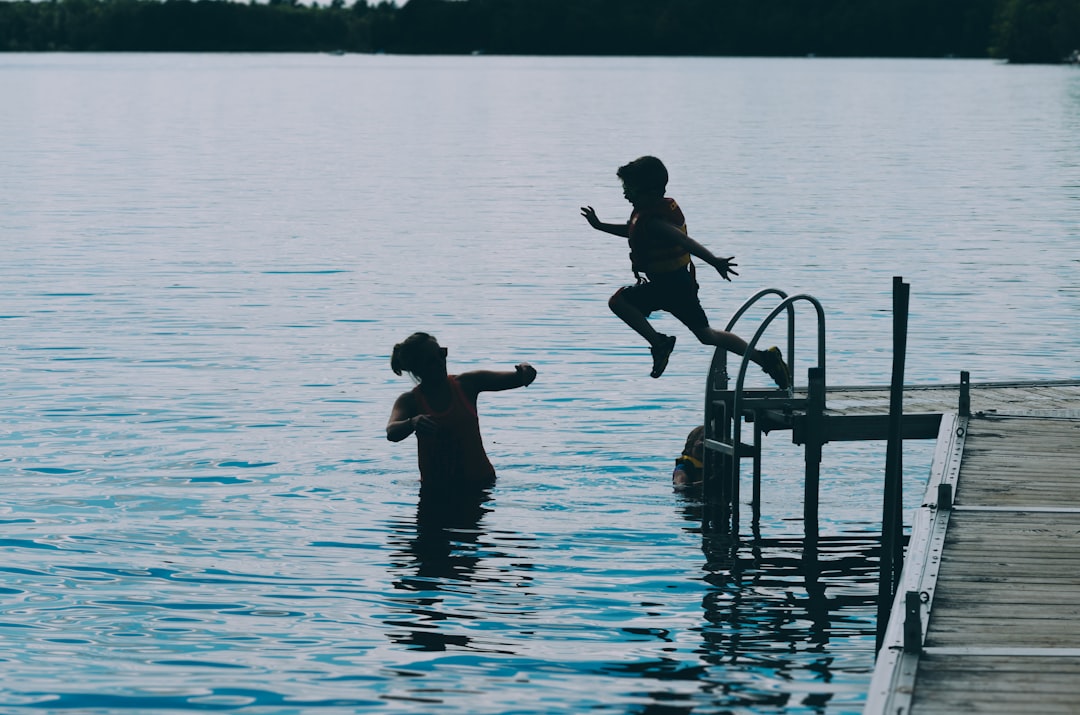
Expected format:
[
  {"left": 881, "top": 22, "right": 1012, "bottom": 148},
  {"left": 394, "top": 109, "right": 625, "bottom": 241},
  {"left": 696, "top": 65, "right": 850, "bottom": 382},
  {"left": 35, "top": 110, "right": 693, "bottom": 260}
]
[
  {"left": 699, "top": 281, "right": 1080, "bottom": 712},
  {"left": 703, "top": 375, "right": 1080, "bottom": 531},
  {"left": 810, "top": 379, "right": 1080, "bottom": 420},
  {"left": 703, "top": 376, "right": 1080, "bottom": 712},
  {"left": 865, "top": 401, "right": 1080, "bottom": 713},
  {"left": 746, "top": 378, "right": 1080, "bottom": 440}
]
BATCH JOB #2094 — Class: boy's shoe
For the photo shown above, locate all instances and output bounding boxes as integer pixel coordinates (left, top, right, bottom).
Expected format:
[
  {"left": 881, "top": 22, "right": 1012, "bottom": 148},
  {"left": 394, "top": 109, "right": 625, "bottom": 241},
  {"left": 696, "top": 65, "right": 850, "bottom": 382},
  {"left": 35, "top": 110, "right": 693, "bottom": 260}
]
[
  {"left": 761, "top": 346, "right": 791, "bottom": 390},
  {"left": 650, "top": 335, "right": 677, "bottom": 378}
]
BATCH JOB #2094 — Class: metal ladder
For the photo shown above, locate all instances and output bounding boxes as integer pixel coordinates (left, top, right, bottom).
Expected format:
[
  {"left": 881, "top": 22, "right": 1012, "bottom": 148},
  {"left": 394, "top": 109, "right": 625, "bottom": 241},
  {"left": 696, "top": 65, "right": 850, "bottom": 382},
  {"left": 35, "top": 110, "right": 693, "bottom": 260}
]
[{"left": 703, "top": 289, "right": 827, "bottom": 534}]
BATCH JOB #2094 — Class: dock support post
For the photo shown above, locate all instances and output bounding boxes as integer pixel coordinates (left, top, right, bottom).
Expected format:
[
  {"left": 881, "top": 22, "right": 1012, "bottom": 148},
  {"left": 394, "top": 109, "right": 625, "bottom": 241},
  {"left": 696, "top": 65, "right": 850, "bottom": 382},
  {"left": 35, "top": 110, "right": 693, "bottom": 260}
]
[
  {"left": 903, "top": 590, "right": 922, "bottom": 654},
  {"left": 937, "top": 483, "right": 953, "bottom": 511},
  {"left": 959, "top": 370, "right": 970, "bottom": 417},
  {"left": 703, "top": 360, "right": 733, "bottom": 534},
  {"left": 804, "top": 366, "right": 826, "bottom": 545},
  {"left": 877, "top": 276, "right": 910, "bottom": 651},
  {"left": 716, "top": 398, "right": 733, "bottom": 532},
  {"left": 752, "top": 420, "right": 763, "bottom": 526}
]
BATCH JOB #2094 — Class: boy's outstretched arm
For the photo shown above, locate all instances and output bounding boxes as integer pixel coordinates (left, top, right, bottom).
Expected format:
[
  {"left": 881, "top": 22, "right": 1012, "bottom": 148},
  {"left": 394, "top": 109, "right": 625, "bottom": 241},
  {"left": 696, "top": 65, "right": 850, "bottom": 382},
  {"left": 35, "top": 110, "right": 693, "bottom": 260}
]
[
  {"left": 648, "top": 219, "right": 739, "bottom": 281},
  {"left": 581, "top": 206, "right": 630, "bottom": 237}
]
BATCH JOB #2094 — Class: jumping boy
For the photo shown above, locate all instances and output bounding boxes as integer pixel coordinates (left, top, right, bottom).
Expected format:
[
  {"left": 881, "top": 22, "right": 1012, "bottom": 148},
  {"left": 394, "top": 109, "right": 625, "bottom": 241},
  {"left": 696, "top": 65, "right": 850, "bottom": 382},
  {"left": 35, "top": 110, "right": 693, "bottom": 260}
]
[{"left": 581, "top": 155, "right": 790, "bottom": 387}]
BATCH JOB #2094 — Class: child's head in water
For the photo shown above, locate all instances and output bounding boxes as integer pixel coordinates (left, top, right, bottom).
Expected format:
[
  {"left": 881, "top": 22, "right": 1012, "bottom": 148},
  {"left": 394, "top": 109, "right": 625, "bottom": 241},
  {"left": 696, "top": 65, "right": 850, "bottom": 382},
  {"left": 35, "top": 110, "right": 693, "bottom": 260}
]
[
  {"left": 682, "top": 425, "right": 705, "bottom": 462},
  {"left": 673, "top": 425, "right": 706, "bottom": 491},
  {"left": 391, "top": 332, "right": 447, "bottom": 384}
]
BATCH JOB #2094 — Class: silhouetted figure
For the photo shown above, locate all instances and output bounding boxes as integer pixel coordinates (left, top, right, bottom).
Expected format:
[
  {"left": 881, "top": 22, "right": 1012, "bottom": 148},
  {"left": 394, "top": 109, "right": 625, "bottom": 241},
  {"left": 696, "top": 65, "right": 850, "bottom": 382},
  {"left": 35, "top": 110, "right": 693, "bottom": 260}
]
[
  {"left": 386, "top": 332, "right": 536, "bottom": 491},
  {"left": 673, "top": 425, "right": 705, "bottom": 491},
  {"left": 581, "top": 156, "right": 790, "bottom": 387}
]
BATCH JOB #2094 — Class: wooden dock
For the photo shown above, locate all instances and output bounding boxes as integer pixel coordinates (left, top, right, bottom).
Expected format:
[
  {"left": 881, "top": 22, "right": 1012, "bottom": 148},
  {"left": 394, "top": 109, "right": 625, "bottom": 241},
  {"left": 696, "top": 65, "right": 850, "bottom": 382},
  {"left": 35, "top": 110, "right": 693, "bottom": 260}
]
[
  {"left": 814, "top": 379, "right": 1080, "bottom": 419},
  {"left": 777, "top": 378, "right": 1080, "bottom": 442},
  {"left": 703, "top": 376, "right": 1080, "bottom": 539},
  {"left": 865, "top": 397, "right": 1080, "bottom": 713},
  {"left": 700, "top": 283, "right": 1080, "bottom": 711}
]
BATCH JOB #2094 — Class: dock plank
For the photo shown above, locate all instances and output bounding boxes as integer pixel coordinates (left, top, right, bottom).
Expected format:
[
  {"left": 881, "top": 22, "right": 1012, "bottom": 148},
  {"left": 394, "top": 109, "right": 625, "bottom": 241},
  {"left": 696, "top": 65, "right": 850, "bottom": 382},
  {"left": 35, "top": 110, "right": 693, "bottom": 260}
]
[
  {"left": 912, "top": 655, "right": 1080, "bottom": 715},
  {"left": 815, "top": 380, "right": 1080, "bottom": 418},
  {"left": 909, "top": 416, "right": 1080, "bottom": 713},
  {"left": 864, "top": 406, "right": 1080, "bottom": 715}
]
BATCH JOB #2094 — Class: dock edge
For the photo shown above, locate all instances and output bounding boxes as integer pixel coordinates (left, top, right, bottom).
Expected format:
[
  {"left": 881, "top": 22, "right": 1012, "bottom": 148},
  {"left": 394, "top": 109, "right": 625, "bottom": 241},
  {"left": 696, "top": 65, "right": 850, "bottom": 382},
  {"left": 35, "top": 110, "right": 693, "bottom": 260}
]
[{"left": 862, "top": 411, "right": 968, "bottom": 715}]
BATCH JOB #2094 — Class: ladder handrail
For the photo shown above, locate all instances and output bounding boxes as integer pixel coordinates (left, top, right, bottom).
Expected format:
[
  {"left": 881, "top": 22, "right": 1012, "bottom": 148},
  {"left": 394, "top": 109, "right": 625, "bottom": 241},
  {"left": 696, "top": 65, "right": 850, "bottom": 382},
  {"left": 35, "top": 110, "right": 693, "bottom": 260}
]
[
  {"left": 724, "top": 287, "right": 791, "bottom": 332},
  {"left": 731, "top": 295, "right": 826, "bottom": 524},
  {"left": 704, "top": 289, "right": 792, "bottom": 520},
  {"left": 704, "top": 290, "right": 827, "bottom": 533},
  {"left": 733, "top": 294, "right": 826, "bottom": 400},
  {"left": 707, "top": 288, "right": 791, "bottom": 394}
]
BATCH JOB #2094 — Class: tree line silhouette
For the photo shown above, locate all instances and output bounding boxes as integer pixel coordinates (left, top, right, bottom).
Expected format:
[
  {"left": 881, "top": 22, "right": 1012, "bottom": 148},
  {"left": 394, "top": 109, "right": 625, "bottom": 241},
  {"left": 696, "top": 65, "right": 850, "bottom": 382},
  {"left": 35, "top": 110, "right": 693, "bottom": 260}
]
[{"left": 1, "top": 0, "right": 1077, "bottom": 63}]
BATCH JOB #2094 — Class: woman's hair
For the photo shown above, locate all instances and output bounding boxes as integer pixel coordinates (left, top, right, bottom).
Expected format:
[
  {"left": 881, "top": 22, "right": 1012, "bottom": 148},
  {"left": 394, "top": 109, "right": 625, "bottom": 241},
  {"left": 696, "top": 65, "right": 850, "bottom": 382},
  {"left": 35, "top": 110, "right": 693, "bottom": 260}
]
[
  {"left": 391, "top": 332, "right": 437, "bottom": 377},
  {"left": 617, "top": 156, "right": 668, "bottom": 195}
]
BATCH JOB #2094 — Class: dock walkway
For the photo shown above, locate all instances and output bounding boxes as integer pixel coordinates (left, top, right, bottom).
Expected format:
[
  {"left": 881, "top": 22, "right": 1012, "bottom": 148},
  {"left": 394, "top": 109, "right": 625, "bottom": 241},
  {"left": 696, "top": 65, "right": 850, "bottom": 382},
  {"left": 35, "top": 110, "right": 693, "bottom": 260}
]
[
  {"left": 865, "top": 408, "right": 1080, "bottom": 713},
  {"left": 816, "top": 379, "right": 1080, "bottom": 419},
  {"left": 701, "top": 283, "right": 1079, "bottom": 711}
]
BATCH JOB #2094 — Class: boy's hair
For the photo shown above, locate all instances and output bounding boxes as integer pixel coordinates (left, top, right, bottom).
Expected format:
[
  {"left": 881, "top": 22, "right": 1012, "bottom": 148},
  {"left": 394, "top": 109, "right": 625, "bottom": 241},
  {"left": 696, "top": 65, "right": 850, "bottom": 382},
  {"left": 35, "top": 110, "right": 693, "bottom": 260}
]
[
  {"left": 391, "top": 332, "right": 437, "bottom": 376},
  {"left": 617, "top": 156, "right": 668, "bottom": 195}
]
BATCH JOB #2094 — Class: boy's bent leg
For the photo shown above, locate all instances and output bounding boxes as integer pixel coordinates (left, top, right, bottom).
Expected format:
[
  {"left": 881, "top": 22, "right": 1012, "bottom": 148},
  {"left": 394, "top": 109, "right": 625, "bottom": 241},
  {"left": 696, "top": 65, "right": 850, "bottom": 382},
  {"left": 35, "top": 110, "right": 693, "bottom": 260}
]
[
  {"left": 692, "top": 327, "right": 790, "bottom": 389},
  {"left": 610, "top": 288, "right": 666, "bottom": 346},
  {"left": 692, "top": 326, "right": 749, "bottom": 356},
  {"left": 609, "top": 288, "right": 676, "bottom": 378}
]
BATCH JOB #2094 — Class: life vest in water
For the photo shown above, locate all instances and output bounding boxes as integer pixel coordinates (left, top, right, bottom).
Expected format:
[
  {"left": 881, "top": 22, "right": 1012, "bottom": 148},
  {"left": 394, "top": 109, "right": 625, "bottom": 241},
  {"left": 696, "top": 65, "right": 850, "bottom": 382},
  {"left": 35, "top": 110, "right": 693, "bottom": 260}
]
[
  {"left": 672, "top": 454, "right": 703, "bottom": 488},
  {"left": 628, "top": 197, "right": 690, "bottom": 276}
]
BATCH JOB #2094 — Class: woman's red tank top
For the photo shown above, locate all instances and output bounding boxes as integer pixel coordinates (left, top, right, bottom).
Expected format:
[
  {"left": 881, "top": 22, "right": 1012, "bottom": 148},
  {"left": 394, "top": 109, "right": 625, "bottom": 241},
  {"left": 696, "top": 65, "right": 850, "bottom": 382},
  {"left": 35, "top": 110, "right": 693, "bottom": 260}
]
[{"left": 412, "top": 376, "right": 496, "bottom": 489}]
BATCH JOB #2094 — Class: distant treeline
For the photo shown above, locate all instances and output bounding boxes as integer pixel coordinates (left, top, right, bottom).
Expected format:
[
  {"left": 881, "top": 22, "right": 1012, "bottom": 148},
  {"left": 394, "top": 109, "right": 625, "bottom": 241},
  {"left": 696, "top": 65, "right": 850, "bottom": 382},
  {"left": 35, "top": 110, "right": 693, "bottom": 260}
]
[{"left": 1, "top": 0, "right": 1077, "bottom": 63}]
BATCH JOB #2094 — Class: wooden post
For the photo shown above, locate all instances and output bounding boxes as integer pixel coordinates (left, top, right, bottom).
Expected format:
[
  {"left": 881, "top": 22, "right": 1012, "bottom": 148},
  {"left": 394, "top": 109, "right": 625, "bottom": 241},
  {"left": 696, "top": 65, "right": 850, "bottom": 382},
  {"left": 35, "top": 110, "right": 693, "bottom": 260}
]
[
  {"left": 890, "top": 278, "right": 909, "bottom": 590},
  {"left": 959, "top": 370, "right": 971, "bottom": 417},
  {"left": 877, "top": 276, "right": 910, "bottom": 652},
  {"left": 730, "top": 410, "right": 741, "bottom": 535},
  {"left": 937, "top": 483, "right": 953, "bottom": 511},
  {"left": 752, "top": 420, "right": 763, "bottom": 526},
  {"left": 903, "top": 590, "right": 922, "bottom": 654},
  {"left": 804, "top": 366, "right": 826, "bottom": 545}
]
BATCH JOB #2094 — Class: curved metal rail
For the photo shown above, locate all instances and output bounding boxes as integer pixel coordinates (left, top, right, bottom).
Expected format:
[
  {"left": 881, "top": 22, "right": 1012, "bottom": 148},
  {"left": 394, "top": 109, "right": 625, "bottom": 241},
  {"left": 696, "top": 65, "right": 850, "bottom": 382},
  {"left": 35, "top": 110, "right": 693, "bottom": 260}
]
[{"left": 703, "top": 291, "right": 827, "bottom": 534}]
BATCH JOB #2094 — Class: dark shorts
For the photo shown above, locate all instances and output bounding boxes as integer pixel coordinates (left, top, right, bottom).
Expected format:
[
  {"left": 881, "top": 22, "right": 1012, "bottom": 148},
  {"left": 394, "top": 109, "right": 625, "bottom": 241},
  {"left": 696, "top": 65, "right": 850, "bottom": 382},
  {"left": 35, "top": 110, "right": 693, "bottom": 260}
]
[{"left": 617, "top": 266, "right": 709, "bottom": 333}]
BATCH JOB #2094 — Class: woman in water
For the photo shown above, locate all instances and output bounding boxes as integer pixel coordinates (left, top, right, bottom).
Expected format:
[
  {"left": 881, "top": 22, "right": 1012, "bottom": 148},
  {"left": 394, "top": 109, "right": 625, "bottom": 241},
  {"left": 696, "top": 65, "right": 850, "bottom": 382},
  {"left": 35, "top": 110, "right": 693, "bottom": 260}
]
[{"left": 386, "top": 332, "right": 537, "bottom": 492}]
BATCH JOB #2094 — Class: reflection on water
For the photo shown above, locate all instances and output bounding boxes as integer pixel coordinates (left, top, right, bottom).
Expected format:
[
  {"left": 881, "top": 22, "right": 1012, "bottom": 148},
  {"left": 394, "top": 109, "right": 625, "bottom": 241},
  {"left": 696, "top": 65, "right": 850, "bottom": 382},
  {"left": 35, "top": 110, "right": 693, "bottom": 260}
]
[
  {"left": 386, "top": 488, "right": 501, "bottom": 653},
  {"left": 667, "top": 495, "right": 880, "bottom": 713},
  {"left": 375, "top": 486, "right": 880, "bottom": 714}
]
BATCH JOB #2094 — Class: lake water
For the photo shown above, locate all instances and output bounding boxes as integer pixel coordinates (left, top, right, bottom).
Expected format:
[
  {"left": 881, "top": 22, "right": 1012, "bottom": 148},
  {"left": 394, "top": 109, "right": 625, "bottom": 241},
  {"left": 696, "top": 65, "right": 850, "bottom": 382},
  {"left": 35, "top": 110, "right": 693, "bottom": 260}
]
[{"left": 1, "top": 53, "right": 1078, "bottom": 714}]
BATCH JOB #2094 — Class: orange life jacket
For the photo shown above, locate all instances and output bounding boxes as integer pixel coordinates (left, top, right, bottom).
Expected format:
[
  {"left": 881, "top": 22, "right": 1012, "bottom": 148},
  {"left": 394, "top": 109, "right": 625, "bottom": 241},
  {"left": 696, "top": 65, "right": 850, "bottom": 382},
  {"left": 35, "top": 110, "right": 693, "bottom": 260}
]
[{"left": 628, "top": 197, "right": 691, "bottom": 277}]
